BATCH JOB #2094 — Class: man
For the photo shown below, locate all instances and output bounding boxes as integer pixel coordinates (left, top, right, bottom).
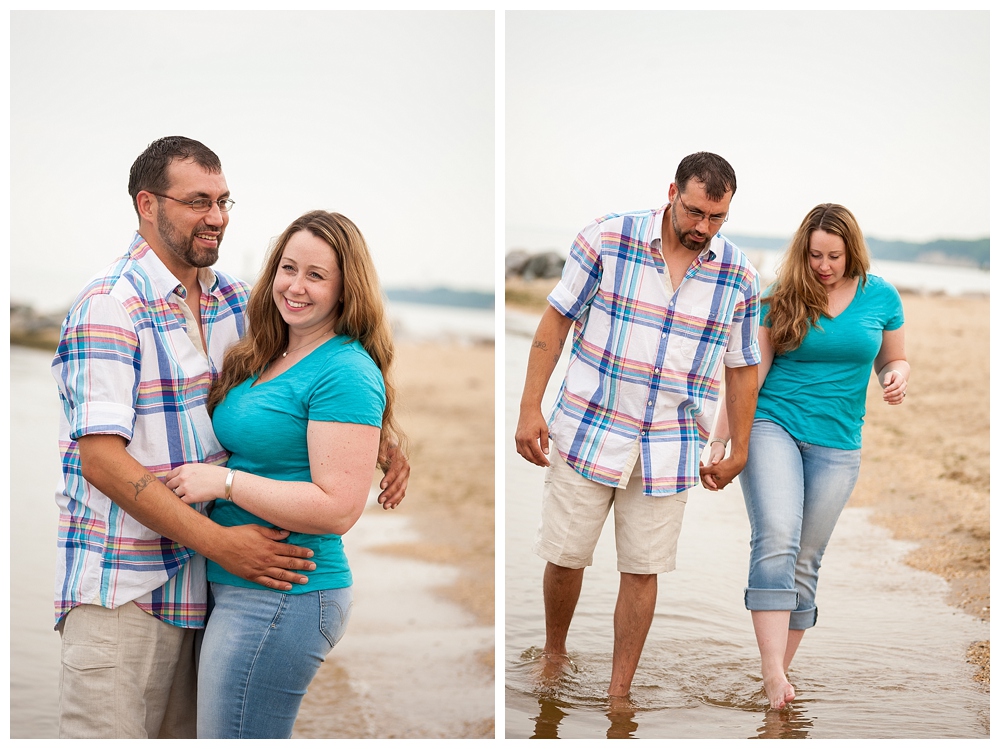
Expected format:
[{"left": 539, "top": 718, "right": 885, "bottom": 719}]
[
  {"left": 51, "top": 136, "right": 409, "bottom": 738},
  {"left": 514, "top": 152, "right": 760, "bottom": 701}
]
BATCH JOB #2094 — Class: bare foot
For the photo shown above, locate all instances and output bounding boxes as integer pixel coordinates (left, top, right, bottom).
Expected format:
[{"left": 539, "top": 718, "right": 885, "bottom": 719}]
[
  {"left": 537, "top": 651, "right": 574, "bottom": 685},
  {"left": 607, "top": 694, "right": 634, "bottom": 714},
  {"left": 762, "top": 673, "right": 796, "bottom": 710}
]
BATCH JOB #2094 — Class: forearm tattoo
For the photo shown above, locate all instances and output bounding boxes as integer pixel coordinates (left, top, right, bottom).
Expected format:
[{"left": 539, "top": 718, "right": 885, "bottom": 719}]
[
  {"left": 129, "top": 473, "right": 157, "bottom": 501},
  {"left": 533, "top": 338, "right": 565, "bottom": 364}
]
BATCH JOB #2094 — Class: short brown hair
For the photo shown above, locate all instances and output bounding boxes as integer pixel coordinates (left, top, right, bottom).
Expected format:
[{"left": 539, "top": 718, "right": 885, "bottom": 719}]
[
  {"left": 675, "top": 152, "right": 737, "bottom": 200},
  {"left": 127, "top": 136, "right": 222, "bottom": 217}
]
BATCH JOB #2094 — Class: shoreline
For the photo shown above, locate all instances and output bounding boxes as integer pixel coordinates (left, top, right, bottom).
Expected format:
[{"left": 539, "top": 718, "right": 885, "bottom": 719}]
[
  {"left": 505, "top": 279, "right": 990, "bottom": 689},
  {"left": 295, "top": 339, "right": 496, "bottom": 737}
]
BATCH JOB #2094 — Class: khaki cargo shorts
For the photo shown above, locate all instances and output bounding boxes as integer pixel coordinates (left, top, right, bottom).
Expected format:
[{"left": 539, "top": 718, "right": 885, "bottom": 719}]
[{"left": 532, "top": 444, "right": 688, "bottom": 574}]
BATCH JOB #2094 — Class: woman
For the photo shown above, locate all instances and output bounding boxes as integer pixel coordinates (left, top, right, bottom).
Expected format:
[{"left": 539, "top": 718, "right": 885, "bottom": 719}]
[
  {"left": 704, "top": 203, "right": 908, "bottom": 710},
  {"left": 165, "top": 210, "right": 406, "bottom": 738}
]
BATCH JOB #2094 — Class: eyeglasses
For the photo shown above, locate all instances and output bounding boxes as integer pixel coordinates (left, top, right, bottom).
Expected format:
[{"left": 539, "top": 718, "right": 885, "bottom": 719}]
[
  {"left": 676, "top": 194, "right": 728, "bottom": 227},
  {"left": 149, "top": 192, "right": 236, "bottom": 213}
]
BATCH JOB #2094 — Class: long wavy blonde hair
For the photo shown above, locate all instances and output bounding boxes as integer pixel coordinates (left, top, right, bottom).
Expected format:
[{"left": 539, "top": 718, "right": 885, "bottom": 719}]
[
  {"left": 765, "top": 203, "right": 870, "bottom": 355},
  {"left": 210, "top": 210, "right": 405, "bottom": 467}
]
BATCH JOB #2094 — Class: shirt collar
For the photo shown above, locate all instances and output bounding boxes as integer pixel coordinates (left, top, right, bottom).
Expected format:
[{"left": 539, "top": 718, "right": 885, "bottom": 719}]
[
  {"left": 648, "top": 203, "right": 718, "bottom": 262},
  {"left": 128, "top": 232, "right": 221, "bottom": 300}
]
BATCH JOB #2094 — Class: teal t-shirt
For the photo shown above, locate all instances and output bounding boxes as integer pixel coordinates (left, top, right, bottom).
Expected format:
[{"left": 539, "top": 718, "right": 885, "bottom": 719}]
[
  {"left": 207, "top": 335, "right": 386, "bottom": 592},
  {"left": 756, "top": 275, "right": 904, "bottom": 450}
]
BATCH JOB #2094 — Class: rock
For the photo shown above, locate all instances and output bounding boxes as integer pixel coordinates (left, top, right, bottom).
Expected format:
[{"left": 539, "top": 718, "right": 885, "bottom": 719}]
[
  {"left": 505, "top": 250, "right": 531, "bottom": 278},
  {"left": 506, "top": 250, "right": 565, "bottom": 281}
]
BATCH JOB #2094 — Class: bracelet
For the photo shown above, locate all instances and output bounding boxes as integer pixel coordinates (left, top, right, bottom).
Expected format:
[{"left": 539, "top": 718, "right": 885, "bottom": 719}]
[
  {"left": 224, "top": 469, "right": 237, "bottom": 501},
  {"left": 709, "top": 438, "right": 728, "bottom": 448}
]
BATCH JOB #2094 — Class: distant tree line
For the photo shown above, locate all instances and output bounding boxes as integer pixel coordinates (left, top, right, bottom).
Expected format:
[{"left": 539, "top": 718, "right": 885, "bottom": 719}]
[
  {"left": 384, "top": 287, "right": 494, "bottom": 309},
  {"left": 726, "top": 234, "right": 989, "bottom": 270}
]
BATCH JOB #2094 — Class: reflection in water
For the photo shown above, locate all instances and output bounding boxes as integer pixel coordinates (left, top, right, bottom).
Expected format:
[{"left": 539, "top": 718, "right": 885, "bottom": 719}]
[
  {"left": 531, "top": 696, "right": 570, "bottom": 739},
  {"left": 605, "top": 698, "right": 639, "bottom": 739},
  {"left": 752, "top": 701, "right": 815, "bottom": 739}
]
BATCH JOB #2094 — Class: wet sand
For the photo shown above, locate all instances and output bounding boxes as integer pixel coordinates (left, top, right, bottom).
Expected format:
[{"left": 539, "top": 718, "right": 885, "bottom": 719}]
[
  {"left": 505, "top": 278, "right": 990, "bottom": 689},
  {"left": 294, "top": 340, "right": 496, "bottom": 738},
  {"left": 849, "top": 291, "right": 990, "bottom": 685}
]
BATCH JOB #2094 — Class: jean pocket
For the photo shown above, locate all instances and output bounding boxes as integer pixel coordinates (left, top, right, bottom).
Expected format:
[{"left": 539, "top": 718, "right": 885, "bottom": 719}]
[{"left": 318, "top": 590, "right": 353, "bottom": 650}]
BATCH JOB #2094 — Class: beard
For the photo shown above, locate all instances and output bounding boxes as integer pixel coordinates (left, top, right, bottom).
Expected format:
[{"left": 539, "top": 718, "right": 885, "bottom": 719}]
[
  {"left": 156, "top": 210, "right": 222, "bottom": 268},
  {"left": 671, "top": 206, "right": 712, "bottom": 253}
]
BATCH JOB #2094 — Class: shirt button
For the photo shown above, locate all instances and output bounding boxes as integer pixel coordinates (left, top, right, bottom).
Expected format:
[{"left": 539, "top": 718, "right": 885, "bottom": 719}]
[
  {"left": 661, "top": 333, "right": 666, "bottom": 338},
  {"left": 647, "top": 400, "right": 653, "bottom": 406},
  {"left": 641, "top": 431, "right": 646, "bottom": 436}
]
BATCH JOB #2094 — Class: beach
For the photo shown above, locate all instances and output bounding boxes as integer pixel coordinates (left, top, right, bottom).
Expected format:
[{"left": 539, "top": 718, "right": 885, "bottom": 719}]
[
  {"left": 505, "top": 277, "right": 990, "bottom": 689},
  {"left": 849, "top": 291, "right": 990, "bottom": 685},
  {"left": 294, "top": 340, "right": 496, "bottom": 738}
]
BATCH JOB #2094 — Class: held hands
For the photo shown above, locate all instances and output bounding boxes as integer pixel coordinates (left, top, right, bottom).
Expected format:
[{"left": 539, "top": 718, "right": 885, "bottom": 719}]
[
  {"left": 882, "top": 369, "right": 908, "bottom": 405},
  {"left": 164, "top": 463, "right": 229, "bottom": 504},
  {"left": 699, "top": 441, "right": 744, "bottom": 491},
  {"left": 515, "top": 408, "right": 551, "bottom": 467},
  {"left": 377, "top": 444, "right": 409, "bottom": 509}
]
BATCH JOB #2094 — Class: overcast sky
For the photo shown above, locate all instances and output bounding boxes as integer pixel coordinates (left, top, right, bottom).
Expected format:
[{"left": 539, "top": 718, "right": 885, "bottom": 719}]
[
  {"left": 506, "top": 10, "right": 989, "bottom": 253},
  {"left": 7, "top": 11, "right": 991, "bottom": 313},
  {"left": 11, "top": 10, "right": 494, "bottom": 312}
]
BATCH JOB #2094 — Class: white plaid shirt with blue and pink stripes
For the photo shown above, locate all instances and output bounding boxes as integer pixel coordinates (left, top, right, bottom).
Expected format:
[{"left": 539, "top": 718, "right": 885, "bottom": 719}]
[
  {"left": 51, "top": 233, "right": 249, "bottom": 628},
  {"left": 547, "top": 205, "right": 761, "bottom": 497}
]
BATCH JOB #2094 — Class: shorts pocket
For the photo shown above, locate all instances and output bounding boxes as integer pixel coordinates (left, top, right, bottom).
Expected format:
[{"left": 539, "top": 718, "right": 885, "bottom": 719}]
[{"left": 62, "top": 642, "right": 117, "bottom": 671}]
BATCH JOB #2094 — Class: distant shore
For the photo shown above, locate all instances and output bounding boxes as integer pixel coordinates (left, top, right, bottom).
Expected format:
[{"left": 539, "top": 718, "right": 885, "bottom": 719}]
[{"left": 505, "top": 279, "right": 990, "bottom": 689}]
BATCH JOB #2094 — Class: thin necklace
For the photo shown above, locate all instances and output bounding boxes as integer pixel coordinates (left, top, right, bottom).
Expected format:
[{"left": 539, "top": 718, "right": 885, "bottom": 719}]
[{"left": 282, "top": 332, "right": 331, "bottom": 358}]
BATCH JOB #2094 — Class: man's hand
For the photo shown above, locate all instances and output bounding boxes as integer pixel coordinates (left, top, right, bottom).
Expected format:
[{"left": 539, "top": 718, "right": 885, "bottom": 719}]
[
  {"left": 377, "top": 443, "right": 409, "bottom": 509},
  {"left": 699, "top": 454, "right": 744, "bottom": 492},
  {"left": 700, "top": 363, "right": 757, "bottom": 491},
  {"left": 211, "top": 524, "right": 317, "bottom": 591},
  {"left": 516, "top": 305, "right": 572, "bottom": 468},
  {"left": 515, "top": 408, "right": 551, "bottom": 467}
]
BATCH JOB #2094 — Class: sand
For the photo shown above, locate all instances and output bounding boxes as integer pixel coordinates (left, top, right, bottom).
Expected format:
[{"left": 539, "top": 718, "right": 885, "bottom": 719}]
[
  {"left": 293, "top": 340, "right": 496, "bottom": 738},
  {"left": 848, "top": 291, "right": 990, "bottom": 686},
  {"left": 505, "top": 278, "right": 990, "bottom": 688}
]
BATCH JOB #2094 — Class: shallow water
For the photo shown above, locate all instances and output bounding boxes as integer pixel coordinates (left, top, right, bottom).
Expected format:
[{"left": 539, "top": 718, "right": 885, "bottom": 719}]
[{"left": 504, "top": 314, "right": 988, "bottom": 739}]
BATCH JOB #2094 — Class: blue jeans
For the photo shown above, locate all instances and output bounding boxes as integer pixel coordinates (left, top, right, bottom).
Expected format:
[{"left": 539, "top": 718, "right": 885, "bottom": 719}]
[
  {"left": 197, "top": 583, "right": 353, "bottom": 738},
  {"left": 739, "top": 419, "right": 861, "bottom": 630}
]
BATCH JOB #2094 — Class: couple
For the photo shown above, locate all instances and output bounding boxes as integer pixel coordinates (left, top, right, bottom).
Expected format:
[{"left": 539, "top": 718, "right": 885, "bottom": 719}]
[
  {"left": 51, "top": 136, "right": 409, "bottom": 738},
  {"left": 514, "top": 152, "right": 909, "bottom": 710}
]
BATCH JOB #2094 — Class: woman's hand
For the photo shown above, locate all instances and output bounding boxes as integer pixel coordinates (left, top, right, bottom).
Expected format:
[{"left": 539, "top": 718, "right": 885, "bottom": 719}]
[
  {"left": 699, "top": 440, "right": 728, "bottom": 490},
  {"left": 882, "top": 369, "right": 908, "bottom": 405},
  {"left": 164, "top": 463, "right": 229, "bottom": 505}
]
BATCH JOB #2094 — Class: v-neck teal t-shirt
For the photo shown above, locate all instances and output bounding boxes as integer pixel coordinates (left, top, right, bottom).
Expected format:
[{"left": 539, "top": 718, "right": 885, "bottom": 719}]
[
  {"left": 206, "top": 335, "right": 386, "bottom": 592},
  {"left": 756, "top": 275, "right": 903, "bottom": 450}
]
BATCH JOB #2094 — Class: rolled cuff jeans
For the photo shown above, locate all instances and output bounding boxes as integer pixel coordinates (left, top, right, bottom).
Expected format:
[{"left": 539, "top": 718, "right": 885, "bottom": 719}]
[
  {"left": 739, "top": 419, "right": 861, "bottom": 630},
  {"left": 197, "top": 583, "right": 353, "bottom": 738}
]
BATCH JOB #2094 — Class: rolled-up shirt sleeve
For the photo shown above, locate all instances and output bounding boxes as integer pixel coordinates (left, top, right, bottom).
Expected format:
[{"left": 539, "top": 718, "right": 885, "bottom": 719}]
[
  {"left": 723, "top": 270, "right": 762, "bottom": 368},
  {"left": 547, "top": 220, "right": 603, "bottom": 321},
  {"left": 53, "top": 293, "right": 140, "bottom": 443}
]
